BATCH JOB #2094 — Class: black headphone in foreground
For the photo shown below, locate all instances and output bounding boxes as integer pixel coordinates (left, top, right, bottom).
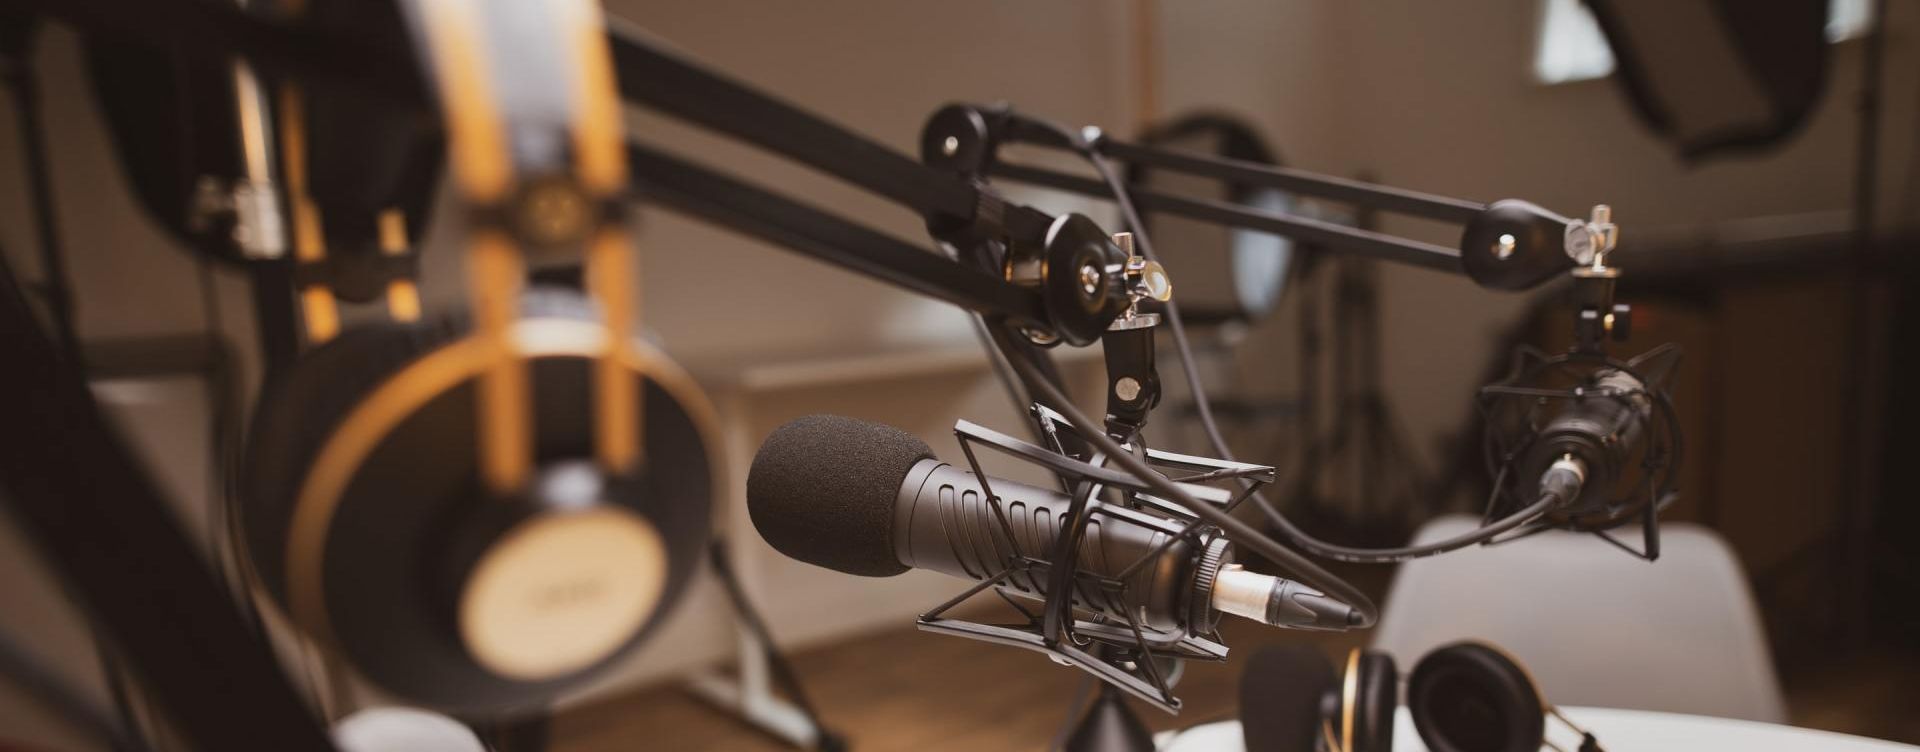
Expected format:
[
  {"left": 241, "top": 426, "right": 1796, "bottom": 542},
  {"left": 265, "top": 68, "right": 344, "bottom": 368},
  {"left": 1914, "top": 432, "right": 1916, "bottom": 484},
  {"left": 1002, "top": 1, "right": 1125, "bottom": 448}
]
[
  {"left": 1241, "top": 642, "right": 1603, "bottom": 752},
  {"left": 226, "top": 0, "right": 716, "bottom": 716}
]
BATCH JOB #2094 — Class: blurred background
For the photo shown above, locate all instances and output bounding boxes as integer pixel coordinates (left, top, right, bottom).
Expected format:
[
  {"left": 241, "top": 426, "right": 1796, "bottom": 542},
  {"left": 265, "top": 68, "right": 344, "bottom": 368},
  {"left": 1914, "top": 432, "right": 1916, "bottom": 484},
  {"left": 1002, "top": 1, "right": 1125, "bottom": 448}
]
[{"left": 0, "top": 0, "right": 1916, "bottom": 750}]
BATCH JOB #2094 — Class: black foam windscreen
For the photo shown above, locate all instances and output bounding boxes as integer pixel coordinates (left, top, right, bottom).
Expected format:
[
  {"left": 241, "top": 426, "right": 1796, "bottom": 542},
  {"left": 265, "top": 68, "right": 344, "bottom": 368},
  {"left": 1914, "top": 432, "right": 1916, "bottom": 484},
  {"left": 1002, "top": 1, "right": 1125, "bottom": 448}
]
[
  {"left": 747, "top": 415, "right": 932, "bottom": 578},
  {"left": 1239, "top": 645, "right": 1337, "bottom": 752},
  {"left": 1407, "top": 642, "right": 1544, "bottom": 752}
]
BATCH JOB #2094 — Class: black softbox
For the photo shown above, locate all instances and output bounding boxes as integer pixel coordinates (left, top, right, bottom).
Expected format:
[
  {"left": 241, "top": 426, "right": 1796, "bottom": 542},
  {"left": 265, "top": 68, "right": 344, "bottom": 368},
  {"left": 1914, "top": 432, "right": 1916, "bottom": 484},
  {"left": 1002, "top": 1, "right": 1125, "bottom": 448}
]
[{"left": 1584, "top": 0, "right": 1834, "bottom": 161}]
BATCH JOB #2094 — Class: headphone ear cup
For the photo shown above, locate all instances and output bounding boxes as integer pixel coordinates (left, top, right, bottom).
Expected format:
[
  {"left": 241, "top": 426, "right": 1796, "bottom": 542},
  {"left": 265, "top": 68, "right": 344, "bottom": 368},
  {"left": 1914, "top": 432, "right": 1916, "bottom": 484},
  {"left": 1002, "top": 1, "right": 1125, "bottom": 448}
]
[
  {"left": 239, "top": 286, "right": 714, "bottom": 713},
  {"left": 1407, "top": 642, "right": 1546, "bottom": 752},
  {"left": 242, "top": 288, "right": 607, "bottom": 607},
  {"left": 1349, "top": 651, "right": 1399, "bottom": 752},
  {"left": 241, "top": 318, "right": 459, "bottom": 607},
  {"left": 1238, "top": 645, "right": 1339, "bottom": 752}
]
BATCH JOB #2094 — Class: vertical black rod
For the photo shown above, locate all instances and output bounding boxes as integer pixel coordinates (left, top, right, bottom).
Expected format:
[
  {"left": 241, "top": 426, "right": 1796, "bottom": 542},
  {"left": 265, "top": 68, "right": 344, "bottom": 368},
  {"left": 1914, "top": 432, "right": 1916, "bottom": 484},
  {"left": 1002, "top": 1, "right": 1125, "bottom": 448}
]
[
  {"left": 1852, "top": 1, "right": 1888, "bottom": 246},
  {"left": 1061, "top": 681, "right": 1154, "bottom": 752},
  {"left": 0, "top": 254, "right": 334, "bottom": 751},
  {"left": 247, "top": 258, "right": 301, "bottom": 380},
  {"left": 1335, "top": 261, "right": 1361, "bottom": 511},
  {"left": 1837, "top": 0, "right": 1891, "bottom": 640},
  {"left": 2, "top": 28, "right": 82, "bottom": 359},
  {"left": 1289, "top": 266, "right": 1322, "bottom": 509}
]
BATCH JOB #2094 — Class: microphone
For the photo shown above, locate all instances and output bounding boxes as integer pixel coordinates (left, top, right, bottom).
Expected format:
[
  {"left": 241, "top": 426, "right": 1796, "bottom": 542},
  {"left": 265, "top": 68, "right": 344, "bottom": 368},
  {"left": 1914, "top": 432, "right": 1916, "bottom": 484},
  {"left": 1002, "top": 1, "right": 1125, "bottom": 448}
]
[
  {"left": 1488, "top": 344, "right": 1682, "bottom": 533},
  {"left": 747, "top": 415, "right": 1359, "bottom": 633}
]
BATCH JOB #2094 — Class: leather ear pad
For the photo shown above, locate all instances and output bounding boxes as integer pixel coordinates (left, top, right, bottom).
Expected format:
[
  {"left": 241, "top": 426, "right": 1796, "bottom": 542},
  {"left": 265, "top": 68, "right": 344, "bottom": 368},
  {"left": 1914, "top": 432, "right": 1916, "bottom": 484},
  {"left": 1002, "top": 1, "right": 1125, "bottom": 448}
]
[
  {"left": 1239, "top": 644, "right": 1338, "bottom": 752},
  {"left": 1407, "top": 642, "right": 1545, "bottom": 752},
  {"left": 1350, "top": 651, "right": 1399, "bottom": 752},
  {"left": 241, "top": 316, "right": 461, "bottom": 604}
]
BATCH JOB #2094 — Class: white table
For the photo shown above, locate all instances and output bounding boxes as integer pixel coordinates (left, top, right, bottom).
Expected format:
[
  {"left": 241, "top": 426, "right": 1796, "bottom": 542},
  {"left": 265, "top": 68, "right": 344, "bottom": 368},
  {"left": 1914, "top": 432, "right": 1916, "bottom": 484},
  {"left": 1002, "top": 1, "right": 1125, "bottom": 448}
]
[{"left": 1156, "top": 706, "right": 1919, "bottom": 751}]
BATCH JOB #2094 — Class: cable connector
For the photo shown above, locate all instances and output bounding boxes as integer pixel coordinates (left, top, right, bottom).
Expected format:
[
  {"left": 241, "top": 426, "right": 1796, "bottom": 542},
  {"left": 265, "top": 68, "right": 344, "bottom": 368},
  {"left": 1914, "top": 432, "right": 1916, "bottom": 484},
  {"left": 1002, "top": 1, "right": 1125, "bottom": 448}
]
[{"left": 1539, "top": 454, "right": 1588, "bottom": 509}]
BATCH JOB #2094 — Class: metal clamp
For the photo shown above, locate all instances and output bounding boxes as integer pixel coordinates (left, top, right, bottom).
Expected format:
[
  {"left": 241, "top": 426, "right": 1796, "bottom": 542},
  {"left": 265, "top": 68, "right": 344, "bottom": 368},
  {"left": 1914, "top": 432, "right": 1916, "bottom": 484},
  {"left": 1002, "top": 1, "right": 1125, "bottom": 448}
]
[
  {"left": 1106, "top": 232, "right": 1172, "bottom": 331},
  {"left": 1565, "top": 204, "right": 1619, "bottom": 274},
  {"left": 190, "top": 177, "right": 288, "bottom": 260}
]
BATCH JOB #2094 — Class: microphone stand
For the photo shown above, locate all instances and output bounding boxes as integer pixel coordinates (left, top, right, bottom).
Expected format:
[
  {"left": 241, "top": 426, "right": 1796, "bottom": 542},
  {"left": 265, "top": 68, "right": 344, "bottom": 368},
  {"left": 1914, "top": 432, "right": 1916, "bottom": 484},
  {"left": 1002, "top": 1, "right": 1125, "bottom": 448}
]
[
  {"left": 1066, "top": 680, "right": 1157, "bottom": 752},
  {"left": 0, "top": 229, "right": 335, "bottom": 751}
]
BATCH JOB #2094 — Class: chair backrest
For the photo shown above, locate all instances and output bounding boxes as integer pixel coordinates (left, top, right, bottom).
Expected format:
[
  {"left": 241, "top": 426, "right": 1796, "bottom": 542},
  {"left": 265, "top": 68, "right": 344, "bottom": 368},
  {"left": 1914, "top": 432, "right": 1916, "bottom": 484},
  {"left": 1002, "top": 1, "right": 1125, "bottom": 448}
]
[{"left": 1369, "top": 515, "right": 1787, "bottom": 723}]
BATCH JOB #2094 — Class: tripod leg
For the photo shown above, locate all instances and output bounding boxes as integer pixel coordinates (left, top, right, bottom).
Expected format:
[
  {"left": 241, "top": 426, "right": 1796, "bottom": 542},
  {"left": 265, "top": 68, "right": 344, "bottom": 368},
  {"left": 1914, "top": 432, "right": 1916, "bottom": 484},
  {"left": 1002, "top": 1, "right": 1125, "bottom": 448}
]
[
  {"left": 685, "top": 539, "right": 846, "bottom": 751},
  {"left": 1063, "top": 683, "right": 1154, "bottom": 752}
]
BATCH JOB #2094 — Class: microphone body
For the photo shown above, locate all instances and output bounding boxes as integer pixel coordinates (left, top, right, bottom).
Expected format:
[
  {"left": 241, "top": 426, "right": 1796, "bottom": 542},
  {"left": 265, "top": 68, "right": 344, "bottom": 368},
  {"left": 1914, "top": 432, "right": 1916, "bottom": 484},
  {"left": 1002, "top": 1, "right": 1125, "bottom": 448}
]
[
  {"left": 894, "top": 459, "right": 1200, "bottom": 632},
  {"left": 1518, "top": 360, "right": 1672, "bottom": 516},
  {"left": 748, "top": 415, "right": 1357, "bottom": 634}
]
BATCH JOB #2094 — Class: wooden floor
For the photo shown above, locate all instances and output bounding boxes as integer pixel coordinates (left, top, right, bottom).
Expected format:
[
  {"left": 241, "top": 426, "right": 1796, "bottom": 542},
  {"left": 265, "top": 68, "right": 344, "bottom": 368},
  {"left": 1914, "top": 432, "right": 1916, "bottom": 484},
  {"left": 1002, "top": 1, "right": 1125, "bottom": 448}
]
[
  {"left": 553, "top": 569, "right": 1920, "bottom": 751},
  {"left": 554, "top": 564, "right": 1384, "bottom": 751},
  {"left": 555, "top": 614, "right": 1370, "bottom": 752}
]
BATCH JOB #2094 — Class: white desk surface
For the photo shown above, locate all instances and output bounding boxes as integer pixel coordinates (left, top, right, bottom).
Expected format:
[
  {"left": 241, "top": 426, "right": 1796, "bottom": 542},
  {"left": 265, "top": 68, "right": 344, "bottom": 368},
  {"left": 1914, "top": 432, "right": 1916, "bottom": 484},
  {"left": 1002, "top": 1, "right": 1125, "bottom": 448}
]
[{"left": 1156, "top": 706, "right": 1920, "bottom": 751}]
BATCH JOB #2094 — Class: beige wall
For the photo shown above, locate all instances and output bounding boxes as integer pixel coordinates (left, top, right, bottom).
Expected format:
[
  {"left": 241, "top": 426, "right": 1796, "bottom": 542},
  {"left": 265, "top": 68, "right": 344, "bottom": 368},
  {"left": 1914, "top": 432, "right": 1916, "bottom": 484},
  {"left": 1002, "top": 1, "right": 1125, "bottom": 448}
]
[{"left": 1163, "top": 0, "right": 1918, "bottom": 480}]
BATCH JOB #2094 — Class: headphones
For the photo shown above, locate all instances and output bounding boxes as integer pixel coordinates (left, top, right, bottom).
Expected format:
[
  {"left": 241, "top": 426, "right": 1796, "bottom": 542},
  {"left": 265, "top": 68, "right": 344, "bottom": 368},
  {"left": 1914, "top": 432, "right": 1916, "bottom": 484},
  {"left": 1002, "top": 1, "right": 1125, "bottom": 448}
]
[
  {"left": 234, "top": 0, "right": 717, "bottom": 715},
  {"left": 1127, "top": 113, "right": 1299, "bottom": 324},
  {"left": 1241, "top": 642, "right": 1603, "bottom": 752}
]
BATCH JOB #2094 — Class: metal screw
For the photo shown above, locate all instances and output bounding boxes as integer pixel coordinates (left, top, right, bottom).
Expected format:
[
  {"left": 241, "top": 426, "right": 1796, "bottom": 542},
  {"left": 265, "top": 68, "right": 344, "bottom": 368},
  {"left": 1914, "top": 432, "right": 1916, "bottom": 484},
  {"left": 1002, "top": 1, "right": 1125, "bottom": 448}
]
[
  {"left": 1021, "top": 326, "right": 1059, "bottom": 346},
  {"left": 1571, "top": 204, "right": 1618, "bottom": 270},
  {"left": 1079, "top": 263, "right": 1101, "bottom": 295},
  {"left": 518, "top": 179, "right": 591, "bottom": 247},
  {"left": 1496, "top": 233, "right": 1517, "bottom": 260},
  {"left": 1139, "top": 262, "right": 1172, "bottom": 301},
  {"left": 1115, "top": 377, "right": 1142, "bottom": 402},
  {"left": 942, "top": 135, "right": 960, "bottom": 156}
]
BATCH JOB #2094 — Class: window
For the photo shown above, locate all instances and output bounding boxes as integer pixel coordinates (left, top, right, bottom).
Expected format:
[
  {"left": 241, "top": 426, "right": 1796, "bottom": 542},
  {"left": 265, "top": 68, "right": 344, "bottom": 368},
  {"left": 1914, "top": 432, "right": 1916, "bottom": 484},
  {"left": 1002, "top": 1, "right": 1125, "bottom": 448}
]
[{"left": 1533, "top": 0, "right": 1876, "bottom": 85}]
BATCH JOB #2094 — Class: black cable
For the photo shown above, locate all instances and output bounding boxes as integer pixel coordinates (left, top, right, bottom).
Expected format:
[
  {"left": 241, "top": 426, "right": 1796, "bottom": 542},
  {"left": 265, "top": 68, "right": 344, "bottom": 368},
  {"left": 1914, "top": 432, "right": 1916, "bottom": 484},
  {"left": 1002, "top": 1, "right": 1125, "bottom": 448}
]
[
  {"left": 196, "top": 255, "right": 230, "bottom": 563},
  {"left": 195, "top": 252, "right": 272, "bottom": 645},
  {"left": 938, "top": 238, "right": 1047, "bottom": 449},
  {"left": 986, "top": 321, "right": 1378, "bottom": 626},
  {"left": 968, "top": 313, "right": 1044, "bottom": 438},
  {"left": 1043, "top": 115, "right": 1545, "bottom": 565},
  {"left": 1249, "top": 472, "right": 1564, "bottom": 563}
]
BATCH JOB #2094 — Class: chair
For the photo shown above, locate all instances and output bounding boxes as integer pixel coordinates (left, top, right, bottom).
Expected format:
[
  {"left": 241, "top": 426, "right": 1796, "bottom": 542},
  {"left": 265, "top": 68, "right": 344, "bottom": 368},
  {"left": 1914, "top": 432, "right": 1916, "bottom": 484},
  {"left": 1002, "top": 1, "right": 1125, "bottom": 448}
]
[{"left": 1368, "top": 515, "right": 1787, "bottom": 723}]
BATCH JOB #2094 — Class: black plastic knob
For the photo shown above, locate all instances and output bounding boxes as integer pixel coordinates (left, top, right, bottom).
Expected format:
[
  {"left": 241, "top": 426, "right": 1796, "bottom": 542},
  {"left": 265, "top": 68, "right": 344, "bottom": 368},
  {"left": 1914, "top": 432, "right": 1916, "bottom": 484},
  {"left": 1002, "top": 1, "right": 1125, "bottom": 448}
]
[{"left": 1459, "top": 200, "right": 1577, "bottom": 291}]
